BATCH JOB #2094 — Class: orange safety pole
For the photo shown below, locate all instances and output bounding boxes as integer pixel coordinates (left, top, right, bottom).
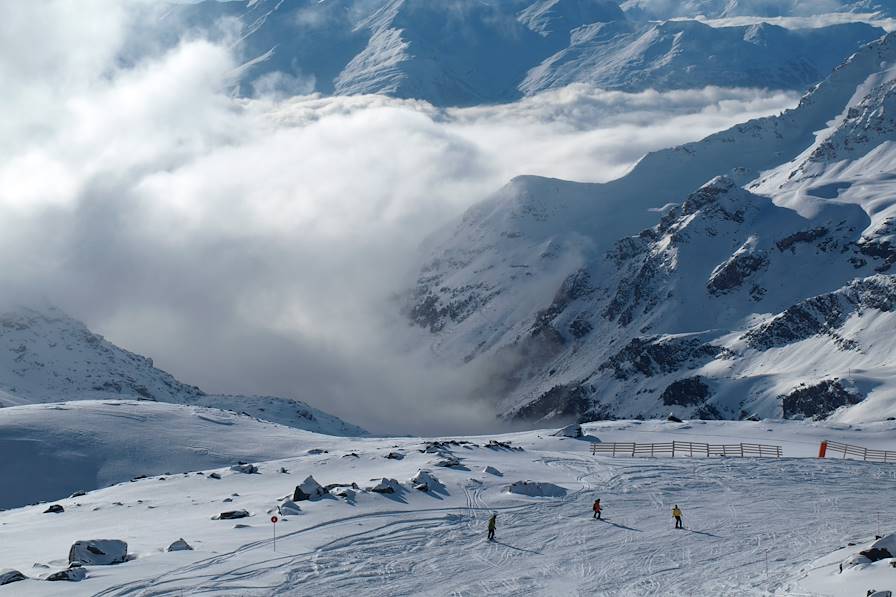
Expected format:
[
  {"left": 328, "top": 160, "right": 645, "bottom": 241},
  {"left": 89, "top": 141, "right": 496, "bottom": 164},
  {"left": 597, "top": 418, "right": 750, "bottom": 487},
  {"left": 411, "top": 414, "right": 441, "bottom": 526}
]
[{"left": 818, "top": 441, "right": 828, "bottom": 458}]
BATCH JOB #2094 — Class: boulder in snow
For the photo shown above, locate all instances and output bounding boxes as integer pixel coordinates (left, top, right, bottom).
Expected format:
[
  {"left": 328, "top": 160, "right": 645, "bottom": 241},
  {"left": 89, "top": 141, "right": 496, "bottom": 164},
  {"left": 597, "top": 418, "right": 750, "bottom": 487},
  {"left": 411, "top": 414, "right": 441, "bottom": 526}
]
[
  {"left": 69, "top": 490, "right": 86, "bottom": 498},
  {"left": 307, "top": 448, "right": 328, "bottom": 455},
  {"left": 433, "top": 456, "right": 463, "bottom": 468},
  {"left": 667, "top": 414, "right": 684, "bottom": 423},
  {"left": 368, "top": 478, "right": 402, "bottom": 494},
  {"left": 167, "top": 539, "right": 193, "bottom": 552},
  {"left": 278, "top": 500, "right": 302, "bottom": 515},
  {"left": 213, "top": 510, "right": 250, "bottom": 520},
  {"left": 385, "top": 451, "right": 405, "bottom": 460},
  {"left": 483, "top": 466, "right": 503, "bottom": 476},
  {"left": 208, "top": 472, "right": 222, "bottom": 480},
  {"left": 68, "top": 539, "right": 128, "bottom": 566},
  {"left": 230, "top": 463, "right": 259, "bottom": 474},
  {"left": 506, "top": 481, "right": 567, "bottom": 498},
  {"left": 43, "top": 504, "right": 64, "bottom": 514},
  {"left": 410, "top": 470, "right": 443, "bottom": 493},
  {"left": 552, "top": 424, "right": 583, "bottom": 438},
  {"left": 47, "top": 563, "right": 86, "bottom": 582},
  {"left": 293, "top": 476, "right": 326, "bottom": 501},
  {"left": 0, "top": 569, "right": 26, "bottom": 585}
]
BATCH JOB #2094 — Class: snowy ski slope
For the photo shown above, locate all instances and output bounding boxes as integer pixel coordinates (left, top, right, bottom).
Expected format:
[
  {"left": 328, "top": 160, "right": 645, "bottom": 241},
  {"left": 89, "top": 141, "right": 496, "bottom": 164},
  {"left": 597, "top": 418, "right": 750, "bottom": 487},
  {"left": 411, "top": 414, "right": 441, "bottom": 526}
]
[{"left": 1, "top": 416, "right": 894, "bottom": 596}]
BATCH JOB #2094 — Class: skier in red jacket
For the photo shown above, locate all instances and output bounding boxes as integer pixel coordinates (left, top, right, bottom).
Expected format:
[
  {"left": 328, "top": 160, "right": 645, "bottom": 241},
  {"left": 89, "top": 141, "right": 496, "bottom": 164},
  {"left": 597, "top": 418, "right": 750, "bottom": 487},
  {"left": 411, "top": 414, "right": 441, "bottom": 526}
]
[{"left": 592, "top": 498, "right": 602, "bottom": 519}]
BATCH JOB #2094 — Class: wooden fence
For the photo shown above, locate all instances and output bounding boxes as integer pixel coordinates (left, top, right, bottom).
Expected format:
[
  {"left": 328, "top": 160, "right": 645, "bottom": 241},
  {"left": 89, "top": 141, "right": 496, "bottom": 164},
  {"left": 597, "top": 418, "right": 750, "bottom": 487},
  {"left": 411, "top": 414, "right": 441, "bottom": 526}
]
[
  {"left": 820, "top": 440, "right": 896, "bottom": 463},
  {"left": 591, "top": 440, "right": 782, "bottom": 458}
]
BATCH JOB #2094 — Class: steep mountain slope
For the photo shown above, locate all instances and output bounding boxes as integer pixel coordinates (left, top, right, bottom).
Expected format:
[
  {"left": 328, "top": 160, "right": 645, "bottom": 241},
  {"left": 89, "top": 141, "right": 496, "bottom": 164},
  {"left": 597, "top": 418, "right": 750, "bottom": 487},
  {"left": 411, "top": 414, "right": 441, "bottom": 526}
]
[
  {"left": 167, "top": 0, "right": 883, "bottom": 105},
  {"left": 407, "top": 32, "right": 896, "bottom": 424},
  {"left": 0, "top": 306, "right": 365, "bottom": 436}
]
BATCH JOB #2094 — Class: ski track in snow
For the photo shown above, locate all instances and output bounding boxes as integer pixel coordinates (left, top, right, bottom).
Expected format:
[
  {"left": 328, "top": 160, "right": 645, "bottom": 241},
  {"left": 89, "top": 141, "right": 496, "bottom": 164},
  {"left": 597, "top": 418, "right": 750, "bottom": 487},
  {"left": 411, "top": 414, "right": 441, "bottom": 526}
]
[{"left": 74, "top": 456, "right": 896, "bottom": 596}]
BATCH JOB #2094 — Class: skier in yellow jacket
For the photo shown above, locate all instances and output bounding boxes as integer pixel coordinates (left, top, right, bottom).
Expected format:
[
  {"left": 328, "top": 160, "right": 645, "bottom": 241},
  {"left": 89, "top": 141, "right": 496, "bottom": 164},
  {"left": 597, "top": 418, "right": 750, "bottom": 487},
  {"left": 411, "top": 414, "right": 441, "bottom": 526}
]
[
  {"left": 672, "top": 505, "right": 683, "bottom": 529},
  {"left": 487, "top": 513, "right": 497, "bottom": 541}
]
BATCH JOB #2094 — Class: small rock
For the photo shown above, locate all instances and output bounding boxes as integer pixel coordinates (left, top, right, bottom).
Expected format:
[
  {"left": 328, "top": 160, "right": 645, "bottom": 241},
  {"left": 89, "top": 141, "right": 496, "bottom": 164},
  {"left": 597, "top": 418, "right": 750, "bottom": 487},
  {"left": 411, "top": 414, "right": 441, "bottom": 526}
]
[
  {"left": 369, "top": 478, "right": 402, "bottom": 494},
  {"left": 208, "top": 472, "right": 222, "bottom": 480},
  {"left": 385, "top": 452, "right": 405, "bottom": 460},
  {"left": 667, "top": 415, "right": 684, "bottom": 423},
  {"left": 47, "top": 563, "right": 86, "bottom": 582},
  {"left": 223, "top": 498, "right": 233, "bottom": 503},
  {"left": 0, "top": 569, "right": 26, "bottom": 586},
  {"left": 552, "top": 424, "right": 583, "bottom": 438},
  {"left": 279, "top": 467, "right": 289, "bottom": 474},
  {"left": 278, "top": 500, "right": 302, "bottom": 516},
  {"left": 43, "top": 505, "right": 64, "bottom": 514},
  {"left": 230, "top": 463, "right": 259, "bottom": 474},
  {"left": 69, "top": 490, "right": 87, "bottom": 498},
  {"left": 483, "top": 466, "right": 503, "bottom": 476},
  {"left": 213, "top": 510, "right": 250, "bottom": 520},
  {"left": 307, "top": 449, "right": 328, "bottom": 455},
  {"left": 233, "top": 523, "right": 251, "bottom": 529},
  {"left": 167, "top": 539, "right": 193, "bottom": 552}
]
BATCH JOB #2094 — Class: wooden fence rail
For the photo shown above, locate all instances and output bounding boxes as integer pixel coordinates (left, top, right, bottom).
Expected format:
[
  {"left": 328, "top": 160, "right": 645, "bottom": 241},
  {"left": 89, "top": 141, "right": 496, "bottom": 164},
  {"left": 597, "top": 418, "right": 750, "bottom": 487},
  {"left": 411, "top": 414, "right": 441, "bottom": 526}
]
[
  {"left": 821, "top": 440, "right": 896, "bottom": 463},
  {"left": 591, "top": 440, "right": 782, "bottom": 459}
]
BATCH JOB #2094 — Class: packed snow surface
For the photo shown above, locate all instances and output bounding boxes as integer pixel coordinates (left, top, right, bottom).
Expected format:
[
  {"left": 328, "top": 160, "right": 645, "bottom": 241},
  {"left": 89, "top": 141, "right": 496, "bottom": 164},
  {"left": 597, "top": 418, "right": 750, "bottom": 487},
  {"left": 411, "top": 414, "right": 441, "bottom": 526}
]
[{"left": 1, "top": 418, "right": 895, "bottom": 595}]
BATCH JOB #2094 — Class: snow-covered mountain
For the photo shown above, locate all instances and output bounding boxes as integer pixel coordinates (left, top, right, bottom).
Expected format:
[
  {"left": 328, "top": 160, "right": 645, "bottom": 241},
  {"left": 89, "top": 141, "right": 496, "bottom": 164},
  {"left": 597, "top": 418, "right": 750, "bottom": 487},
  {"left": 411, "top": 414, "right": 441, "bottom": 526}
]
[
  {"left": 620, "top": 0, "right": 896, "bottom": 20},
  {"left": 522, "top": 20, "right": 883, "bottom": 94},
  {"left": 168, "top": 0, "right": 884, "bottom": 105},
  {"left": 0, "top": 306, "right": 365, "bottom": 436},
  {"left": 407, "top": 32, "right": 896, "bottom": 424}
]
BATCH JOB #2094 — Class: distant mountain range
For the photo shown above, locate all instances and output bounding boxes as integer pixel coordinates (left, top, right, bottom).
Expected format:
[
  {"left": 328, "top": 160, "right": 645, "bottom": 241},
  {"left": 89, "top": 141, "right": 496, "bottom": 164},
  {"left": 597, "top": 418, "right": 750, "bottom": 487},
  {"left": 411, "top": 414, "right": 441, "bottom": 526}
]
[
  {"left": 0, "top": 306, "right": 366, "bottom": 435},
  {"left": 406, "top": 32, "right": 896, "bottom": 424},
  {"left": 165, "top": 0, "right": 885, "bottom": 105}
]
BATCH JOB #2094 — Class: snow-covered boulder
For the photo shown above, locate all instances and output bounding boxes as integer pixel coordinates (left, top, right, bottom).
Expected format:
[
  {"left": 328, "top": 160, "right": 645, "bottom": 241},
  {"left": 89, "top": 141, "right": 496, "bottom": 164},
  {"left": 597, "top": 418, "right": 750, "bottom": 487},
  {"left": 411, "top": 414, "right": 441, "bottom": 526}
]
[
  {"left": 47, "top": 563, "right": 86, "bottom": 582},
  {"left": 68, "top": 539, "right": 128, "bottom": 566},
  {"left": 410, "top": 470, "right": 443, "bottom": 493},
  {"left": 293, "top": 476, "right": 326, "bottom": 501},
  {"left": 0, "top": 569, "right": 25, "bottom": 585},
  {"left": 278, "top": 500, "right": 302, "bottom": 515},
  {"left": 842, "top": 533, "right": 896, "bottom": 569},
  {"left": 385, "top": 451, "right": 405, "bottom": 460},
  {"left": 230, "top": 463, "right": 259, "bottom": 474},
  {"left": 213, "top": 510, "right": 250, "bottom": 520},
  {"left": 368, "top": 478, "right": 402, "bottom": 494},
  {"left": 506, "top": 481, "right": 567, "bottom": 498},
  {"left": 167, "top": 538, "right": 193, "bottom": 552},
  {"left": 552, "top": 424, "right": 583, "bottom": 438},
  {"left": 433, "top": 456, "right": 463, "bottom": 468},
  {"left": 483, "top": 465, "right": 503, "bottom": 476}
]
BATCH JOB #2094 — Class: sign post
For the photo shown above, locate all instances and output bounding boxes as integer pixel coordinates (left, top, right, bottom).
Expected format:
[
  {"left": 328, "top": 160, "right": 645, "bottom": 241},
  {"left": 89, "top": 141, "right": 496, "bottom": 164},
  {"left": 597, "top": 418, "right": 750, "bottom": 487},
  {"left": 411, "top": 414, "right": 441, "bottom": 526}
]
[{"left": 271, "top": 515, "right": 279, "bottom": 551}]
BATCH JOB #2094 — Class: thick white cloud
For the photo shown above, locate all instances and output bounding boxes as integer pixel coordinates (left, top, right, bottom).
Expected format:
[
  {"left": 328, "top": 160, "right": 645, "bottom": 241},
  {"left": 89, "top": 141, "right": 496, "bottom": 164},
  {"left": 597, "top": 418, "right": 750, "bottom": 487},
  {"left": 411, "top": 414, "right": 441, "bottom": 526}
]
[{"left": 0, "top": 2, "right": 800, "bottom": 433}]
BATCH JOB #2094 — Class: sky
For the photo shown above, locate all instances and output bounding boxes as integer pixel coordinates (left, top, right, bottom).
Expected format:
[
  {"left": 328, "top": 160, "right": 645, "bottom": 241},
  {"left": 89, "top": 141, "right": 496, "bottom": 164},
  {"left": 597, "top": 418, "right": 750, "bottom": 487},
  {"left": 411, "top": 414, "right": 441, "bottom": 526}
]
[{"left": 0, "top": 1, "right": 801, "bottom": 434}]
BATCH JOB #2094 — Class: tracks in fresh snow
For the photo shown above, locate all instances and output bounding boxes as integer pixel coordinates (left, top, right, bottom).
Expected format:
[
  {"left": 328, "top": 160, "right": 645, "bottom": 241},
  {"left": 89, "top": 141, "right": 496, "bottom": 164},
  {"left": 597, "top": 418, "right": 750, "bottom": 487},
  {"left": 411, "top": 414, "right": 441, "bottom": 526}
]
[{"left": 92, "top": 456, "right": 896, "bottom": 596}]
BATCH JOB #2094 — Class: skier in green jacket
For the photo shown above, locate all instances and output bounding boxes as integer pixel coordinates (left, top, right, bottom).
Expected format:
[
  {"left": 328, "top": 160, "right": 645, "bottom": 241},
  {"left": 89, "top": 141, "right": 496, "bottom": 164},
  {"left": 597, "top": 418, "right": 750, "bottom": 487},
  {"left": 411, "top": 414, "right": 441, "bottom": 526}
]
[{"left": 487, "top": 513, "right": 497, "bottom": 541}]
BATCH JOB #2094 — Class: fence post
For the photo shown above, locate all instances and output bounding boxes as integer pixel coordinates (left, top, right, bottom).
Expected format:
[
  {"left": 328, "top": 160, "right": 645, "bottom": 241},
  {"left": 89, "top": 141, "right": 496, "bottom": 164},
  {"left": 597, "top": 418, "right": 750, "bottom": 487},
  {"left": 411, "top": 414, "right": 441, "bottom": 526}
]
[
  {"left": 690, "top": 443, "right": 693, "bottom": 457},
  {"left": 740, "top": 443, "right": 744, "bottom": 458},
  {"left": 612, "top": 443, "right": 616, "bottom": 457},
  {"left": 818, "top": 441, "right": 827, "bottom": 458}
]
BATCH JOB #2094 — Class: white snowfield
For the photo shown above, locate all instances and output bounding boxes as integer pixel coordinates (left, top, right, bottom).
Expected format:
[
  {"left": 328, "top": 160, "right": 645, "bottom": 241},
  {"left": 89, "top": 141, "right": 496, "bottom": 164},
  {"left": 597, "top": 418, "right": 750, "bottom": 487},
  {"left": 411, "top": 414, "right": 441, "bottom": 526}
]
[{"left": 1, "top": 417, "right": 894, "bottom": 596}]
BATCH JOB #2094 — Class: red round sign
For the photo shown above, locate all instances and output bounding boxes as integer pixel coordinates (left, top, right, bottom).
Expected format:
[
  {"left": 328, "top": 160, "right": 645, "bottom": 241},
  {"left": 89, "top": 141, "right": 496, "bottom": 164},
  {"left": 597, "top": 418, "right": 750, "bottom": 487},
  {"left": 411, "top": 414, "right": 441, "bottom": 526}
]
[{"left": 271, "top": 516, "right": 279, "bottom": 523}]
